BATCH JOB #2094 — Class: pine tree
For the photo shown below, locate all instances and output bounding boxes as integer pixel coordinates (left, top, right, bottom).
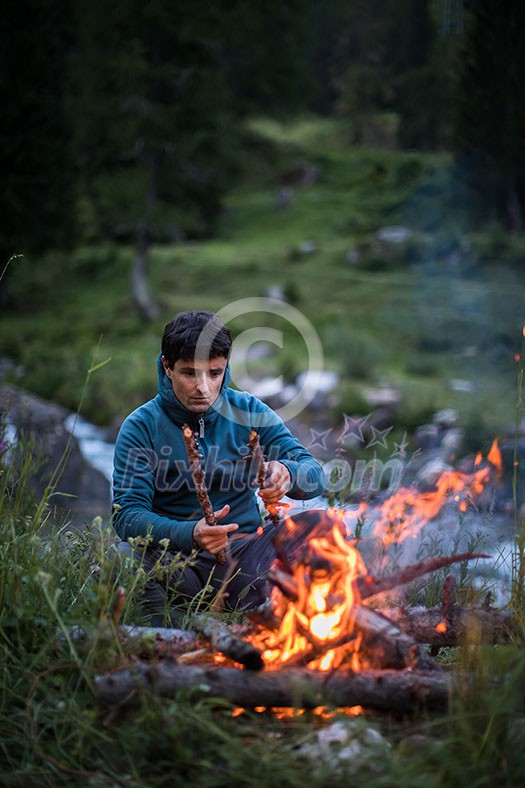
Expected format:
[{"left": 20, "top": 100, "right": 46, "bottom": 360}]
[
  {"left": 0, "top": 0, "right": 76, "bottom": 306},
  {"left": 454, "top": 0, "right": 525, "bottom": 230}
]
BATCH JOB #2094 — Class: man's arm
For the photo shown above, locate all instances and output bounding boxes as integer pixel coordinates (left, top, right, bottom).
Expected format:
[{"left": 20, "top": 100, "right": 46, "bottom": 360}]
[
  {"left": 112, "top": 417, "right": 198, "bottom": 553},
  {"left": 113, "top": 417, "right": 239, "bottom": 555}
]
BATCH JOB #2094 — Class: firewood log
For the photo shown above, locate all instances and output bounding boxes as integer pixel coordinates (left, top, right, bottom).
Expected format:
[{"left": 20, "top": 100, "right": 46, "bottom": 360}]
[{"left": 95, "top": 663, "right": 453, "bottom": 713}]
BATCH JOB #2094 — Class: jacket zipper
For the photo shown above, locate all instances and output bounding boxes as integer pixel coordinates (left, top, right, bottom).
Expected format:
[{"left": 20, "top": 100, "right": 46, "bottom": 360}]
[{"left": 199, "top": 417, "right": 205, "bottom": 438}]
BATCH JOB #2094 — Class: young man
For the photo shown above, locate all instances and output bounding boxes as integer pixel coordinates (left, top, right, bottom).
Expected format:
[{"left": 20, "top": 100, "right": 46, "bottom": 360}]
[{"left": 112, "top": 310, "right": 324, "bottom": 617}]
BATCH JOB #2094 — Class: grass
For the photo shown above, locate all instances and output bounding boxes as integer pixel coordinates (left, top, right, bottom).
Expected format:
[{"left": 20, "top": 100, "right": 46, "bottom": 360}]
[{"left": 2, "top": 414, "right": 525, "bottom": 786}]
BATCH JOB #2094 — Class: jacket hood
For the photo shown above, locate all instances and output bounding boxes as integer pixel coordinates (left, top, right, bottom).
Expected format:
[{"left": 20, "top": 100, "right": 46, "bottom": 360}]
[{"left": 156, "top": 352, "right": 232, "bottom": 426}]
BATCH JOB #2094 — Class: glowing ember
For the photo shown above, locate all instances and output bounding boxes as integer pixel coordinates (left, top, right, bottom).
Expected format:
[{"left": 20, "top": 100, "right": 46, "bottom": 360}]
[
  {"left": 231, "top": 705, "right": 363, "bottom": 720},
  {"left": 435, "top": 621, "right": 447, "bottom": 633}
]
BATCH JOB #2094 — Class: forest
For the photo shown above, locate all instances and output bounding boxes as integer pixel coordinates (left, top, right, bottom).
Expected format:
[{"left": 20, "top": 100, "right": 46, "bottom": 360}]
[{"left": 1, "top": 1, "right": 525, "bottom": 785}]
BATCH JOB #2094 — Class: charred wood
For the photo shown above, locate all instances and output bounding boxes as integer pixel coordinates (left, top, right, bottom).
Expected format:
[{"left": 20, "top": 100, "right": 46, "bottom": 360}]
[
  {"left": 358, "top": 553, "right": 490, "bottom": 601},
  {"left": 191, "top": 614, "right": 263, "bottom": 671},
  {"left": 353, "top": 606, "right": 437, "bottom": 670},
  {"left": 379, "top": 605, "right": 516, "bottom": 647}
]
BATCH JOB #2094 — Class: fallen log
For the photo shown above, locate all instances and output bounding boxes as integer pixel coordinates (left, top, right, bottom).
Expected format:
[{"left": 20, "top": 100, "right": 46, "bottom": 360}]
[
  {"left": 56, "top": 623, "right": 199, "bottom": 659},
  {"left": 95, "top": 663, "right": 453, "bottom": 713},
  {"left": 119, "top": 625, "right": 198, "bottom": 658},
  {"left": 379, "top": 605, "right": 516, "bottom": 647}
]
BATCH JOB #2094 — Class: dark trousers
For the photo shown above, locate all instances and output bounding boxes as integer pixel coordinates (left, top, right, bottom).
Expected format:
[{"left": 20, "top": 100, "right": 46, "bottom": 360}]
[{"left": 120, "top": 526, "right": 277, "bottom": 624}]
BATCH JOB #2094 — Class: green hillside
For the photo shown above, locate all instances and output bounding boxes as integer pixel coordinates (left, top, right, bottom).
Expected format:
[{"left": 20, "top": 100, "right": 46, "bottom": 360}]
[{"left": 2, "top": 116, "right": 524, "bottom": 446}]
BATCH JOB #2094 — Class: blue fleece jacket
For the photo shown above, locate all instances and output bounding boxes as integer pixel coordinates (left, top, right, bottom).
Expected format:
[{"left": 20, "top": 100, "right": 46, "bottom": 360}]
[{"left": 112, "top": 355, "right": 324, "bottom": 553}]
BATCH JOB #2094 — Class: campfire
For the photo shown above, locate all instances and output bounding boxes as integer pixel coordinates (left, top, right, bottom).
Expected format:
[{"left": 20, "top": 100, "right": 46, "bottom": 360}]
[
  {"left": 243, "top": 438, "right": 503, "bottom": 674},
  {"left": 95, "top": 437, "right": 510, "bottom": 714}
]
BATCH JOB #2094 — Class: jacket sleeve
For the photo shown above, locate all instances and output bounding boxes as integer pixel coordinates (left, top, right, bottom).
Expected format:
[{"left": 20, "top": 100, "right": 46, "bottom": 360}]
[
  {"left": 112, "top": 415, "right": 197, "bottom": 553},
  {"left": 258, "top": 407, "right": 325, "bottom": 500}
]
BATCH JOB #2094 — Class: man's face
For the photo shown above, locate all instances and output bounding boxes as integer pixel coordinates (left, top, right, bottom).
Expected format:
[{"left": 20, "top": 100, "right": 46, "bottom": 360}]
[{"left": 162, "top": 355, "right": 227, "bottom": 413}]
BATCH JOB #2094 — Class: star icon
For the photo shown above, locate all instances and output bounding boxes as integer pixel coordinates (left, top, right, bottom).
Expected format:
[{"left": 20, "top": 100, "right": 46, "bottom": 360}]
[
  {"left": 391, "top": 432, "right": 409, "bottom": 458},
  {"left": 307, "top": 427, "right": 333, "bottom": 451},
  {"left": 339, "top": 413, "right": 370, "bottom": 444},
  {"left": 366, "top": 425, "right": 393, "bottom": 449}
]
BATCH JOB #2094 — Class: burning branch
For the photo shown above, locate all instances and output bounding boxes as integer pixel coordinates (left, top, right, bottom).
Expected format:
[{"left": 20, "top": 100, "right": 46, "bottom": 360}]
[
  {"left": 182, "top": 424, "right": 227, "bottom": 565},
  {"left": 357, "top": 552, "right": 490, "bottom": 601},
  {"left": 191, "top": 614, "right": 263, "bottom": 671}
]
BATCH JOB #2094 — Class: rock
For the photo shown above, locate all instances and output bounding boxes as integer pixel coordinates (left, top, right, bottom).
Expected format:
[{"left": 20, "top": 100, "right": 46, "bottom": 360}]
[
  {"left": 295, "top": 719, "right": 390, "bottom": 775},
  {"left": 346, "top": 248, "right": 360, "bottom": 265},
  {"left": 416, "top": 458, "right": 453, "bottom": 488},
  {"left": 0, "top": 385, "right": 111, "bottom": 521},
  {"left": 449, "top": 379, "right": 475, "bottom": 393},
  {"left": 264, "top": 284, "right": 285, "bottom": 301},
  {"left": 414, "top": 424, "right": 440, "bottom": 452},
  {"left": 296, "top": 370, "right": 339, "bottom": 396},
  {"left": 298, "top": 240, "right": 317, "bottom": 255},
  {"left": 433, "top": 408, "right": 458, "bottom": 429},
  {"left": 440, "top": 427, "right": 464, "bottom": 455},
  {"left": 375, "top": 225, "right": 413, "bottom": 246},
  {"left": 361, "top": 385, "right": 401, "bottom": 409}
]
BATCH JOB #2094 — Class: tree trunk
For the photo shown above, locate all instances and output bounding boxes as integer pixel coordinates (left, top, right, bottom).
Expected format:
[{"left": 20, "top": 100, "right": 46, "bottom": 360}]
[
  {"left": 95, "top": 663, "right": 452, "bottom": 712},
  {"left": 131, "top": 220, "right": 159, "bottom": 322},
  {"left": 131, "top": 147, "right": 160, "bottom": 321}
]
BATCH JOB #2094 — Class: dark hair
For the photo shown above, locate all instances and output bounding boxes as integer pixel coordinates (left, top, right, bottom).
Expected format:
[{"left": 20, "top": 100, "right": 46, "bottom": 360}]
[{"left": 161, "top": 311, "right": 232, "bottom": 368}]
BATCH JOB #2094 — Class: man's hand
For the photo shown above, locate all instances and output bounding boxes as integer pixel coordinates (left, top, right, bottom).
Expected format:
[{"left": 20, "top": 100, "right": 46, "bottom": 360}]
[
  {"left": 258, "top": 461, "right": 291, "bottom": 504},
  {"left": 192, "top": 504, "right": 238, "bottom": 555}
]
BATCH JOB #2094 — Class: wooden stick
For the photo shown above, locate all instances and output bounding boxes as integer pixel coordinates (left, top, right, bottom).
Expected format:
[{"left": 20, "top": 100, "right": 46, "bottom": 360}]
[
  {"left": 249, "top": 429, "right": 281, "bottom": 528},
  {"left": 182, "top": 424, "right": 227, "bottom": 565},
  {"left": 357, "top": 552, "right": 490, "bottom": 600},
  {"left": 267, "top": 552, "right": 490, "bottom": 604},
  {"left": 249, "top": 429, "right": 266, "bottom": 489},
  {"left": 95, "top": 664, "right": 453, "bottom": 712}
]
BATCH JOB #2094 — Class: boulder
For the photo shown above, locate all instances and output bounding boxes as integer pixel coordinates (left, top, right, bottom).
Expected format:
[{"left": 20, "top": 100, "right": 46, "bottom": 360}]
[{"left": 0, "top": 385, "right": 111, "bottom": 522}]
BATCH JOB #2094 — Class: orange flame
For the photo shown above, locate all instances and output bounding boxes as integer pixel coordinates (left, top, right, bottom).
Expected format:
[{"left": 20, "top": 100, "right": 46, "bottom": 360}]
[
  {"left": 435, "top": 621, "right": 447, "bottom": 633},
  {"left": 251, "top": 515, "right": 367, "bottom": 671},
  {"left": 487, "top": 438, "right": 503, "bottom": 476},
  {"left": 370, "top": 440, "right": 502, "bottom": 545}
]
